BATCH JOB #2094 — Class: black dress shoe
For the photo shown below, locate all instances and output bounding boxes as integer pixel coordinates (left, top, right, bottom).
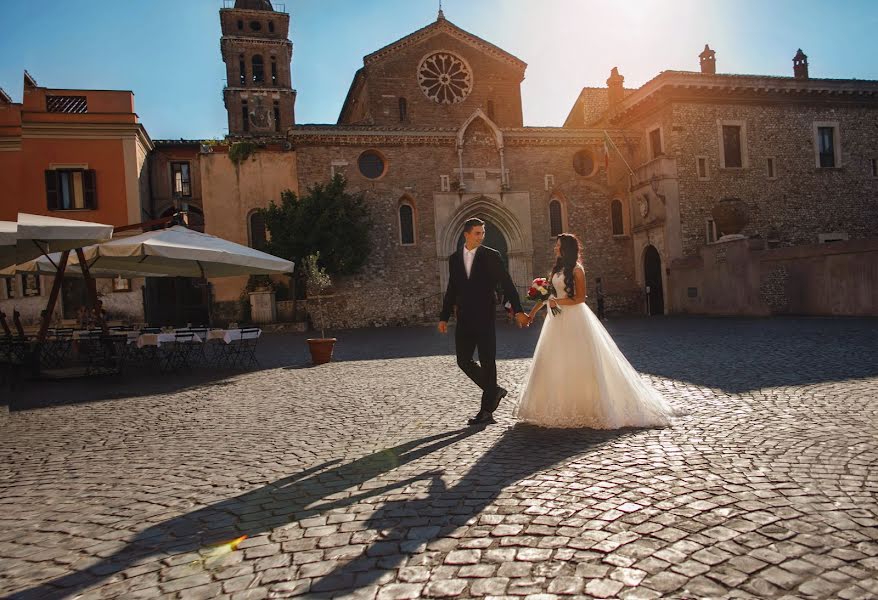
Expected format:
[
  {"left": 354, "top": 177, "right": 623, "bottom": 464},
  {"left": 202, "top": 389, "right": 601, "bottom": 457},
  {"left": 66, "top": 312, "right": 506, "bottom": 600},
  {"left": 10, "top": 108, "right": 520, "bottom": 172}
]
[
  {"left": 467, "top": 412, "right": 495, "bottom": 426},
  {"left": 489, "top": 387, "right": 508, "bottom": 412}
]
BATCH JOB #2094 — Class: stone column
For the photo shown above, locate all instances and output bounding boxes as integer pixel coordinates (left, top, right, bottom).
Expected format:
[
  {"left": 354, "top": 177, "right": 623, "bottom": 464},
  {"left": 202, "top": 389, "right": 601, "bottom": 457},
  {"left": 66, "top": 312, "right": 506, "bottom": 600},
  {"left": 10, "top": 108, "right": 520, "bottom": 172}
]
[{"left": 507, "top": 252, "right": 532, "bottom": 291}]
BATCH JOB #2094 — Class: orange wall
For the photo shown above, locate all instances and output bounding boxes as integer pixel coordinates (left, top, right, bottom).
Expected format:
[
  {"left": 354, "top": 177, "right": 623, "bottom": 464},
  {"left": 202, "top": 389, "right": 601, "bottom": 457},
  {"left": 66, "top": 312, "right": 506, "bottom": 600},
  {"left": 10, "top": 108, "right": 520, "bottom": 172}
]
[
  {"left": 1, "top": 137, "right": 130, "bottom": 226},
  {"left": 0, "top": 152, "right": 23, "bottom": 221},
  {"left": 23, "top": 87, "right": 135, "bottom": 115}
]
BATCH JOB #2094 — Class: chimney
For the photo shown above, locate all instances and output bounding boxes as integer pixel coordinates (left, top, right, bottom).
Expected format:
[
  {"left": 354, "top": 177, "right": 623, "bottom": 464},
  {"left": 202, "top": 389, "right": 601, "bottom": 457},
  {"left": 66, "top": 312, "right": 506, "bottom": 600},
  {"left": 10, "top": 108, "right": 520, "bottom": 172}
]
[
  {"left": 607, "top": 67, "right": 624, "bottom": 108},
  {"left": 793, "top": 49, "right": 809, "bottom": 79},
  {"left": 699, "top": 44, "right": 716, "bottom": 74}
]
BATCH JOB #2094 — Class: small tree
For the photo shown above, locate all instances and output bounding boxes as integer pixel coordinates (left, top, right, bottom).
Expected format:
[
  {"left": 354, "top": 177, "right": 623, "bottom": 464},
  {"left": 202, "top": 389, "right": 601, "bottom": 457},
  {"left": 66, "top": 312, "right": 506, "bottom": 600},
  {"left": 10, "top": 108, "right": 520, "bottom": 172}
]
[
  {"left": 302, "top": 253, "right": 332, "bottom": 338},
  {"left": 261, "top": 175, "right": 371, "bottom": 320}
]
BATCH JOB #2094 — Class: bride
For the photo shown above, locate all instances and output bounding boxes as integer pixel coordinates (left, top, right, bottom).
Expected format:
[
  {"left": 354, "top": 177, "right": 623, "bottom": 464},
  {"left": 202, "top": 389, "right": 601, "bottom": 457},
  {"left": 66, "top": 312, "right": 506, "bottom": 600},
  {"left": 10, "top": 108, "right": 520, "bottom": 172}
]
[{"left": 514, "top": 233, "right": 677, "bottom": 429}]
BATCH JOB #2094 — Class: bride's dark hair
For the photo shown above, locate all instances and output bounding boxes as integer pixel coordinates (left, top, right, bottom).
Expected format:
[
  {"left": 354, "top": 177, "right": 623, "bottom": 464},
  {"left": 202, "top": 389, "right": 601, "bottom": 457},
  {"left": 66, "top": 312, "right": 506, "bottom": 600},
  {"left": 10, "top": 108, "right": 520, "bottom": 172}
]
[{"left": 551, "top": 233, "right": 582, "bottom": 299}]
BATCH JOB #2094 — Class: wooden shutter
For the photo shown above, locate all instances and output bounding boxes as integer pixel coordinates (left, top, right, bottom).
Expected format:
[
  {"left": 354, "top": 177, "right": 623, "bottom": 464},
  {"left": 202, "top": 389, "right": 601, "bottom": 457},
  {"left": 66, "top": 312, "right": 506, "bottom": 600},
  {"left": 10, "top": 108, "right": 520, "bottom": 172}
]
[
  {"left": 45, "top": 170, "right": 59, "bottom": 210},
  {"left": 83, "top": 169, "right": 97, "bottom": 209}
]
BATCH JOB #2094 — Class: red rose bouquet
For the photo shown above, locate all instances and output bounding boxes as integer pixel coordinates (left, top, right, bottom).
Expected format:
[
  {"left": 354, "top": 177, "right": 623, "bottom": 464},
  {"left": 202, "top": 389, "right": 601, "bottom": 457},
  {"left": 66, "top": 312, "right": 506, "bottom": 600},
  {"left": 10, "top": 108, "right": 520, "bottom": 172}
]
[{"left": 527, "top": 277, "right": 561, "bottom": 316}]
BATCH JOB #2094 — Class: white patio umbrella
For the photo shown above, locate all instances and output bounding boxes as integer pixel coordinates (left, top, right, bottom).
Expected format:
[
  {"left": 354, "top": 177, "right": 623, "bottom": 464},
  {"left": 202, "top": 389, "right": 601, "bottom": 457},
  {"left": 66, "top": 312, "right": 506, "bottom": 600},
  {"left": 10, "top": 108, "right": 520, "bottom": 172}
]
[
  {"left": 12, "top": 252, "right": 169, "bottom": 280},
  {"left": 72, "top": 225, "right": 294, "bottom": 278},
  {"left": 15, "top": 212, "right": 114, "bottom": 265},
  {"left": 9, "top": 213, "right": 113, "bottom": 341}
]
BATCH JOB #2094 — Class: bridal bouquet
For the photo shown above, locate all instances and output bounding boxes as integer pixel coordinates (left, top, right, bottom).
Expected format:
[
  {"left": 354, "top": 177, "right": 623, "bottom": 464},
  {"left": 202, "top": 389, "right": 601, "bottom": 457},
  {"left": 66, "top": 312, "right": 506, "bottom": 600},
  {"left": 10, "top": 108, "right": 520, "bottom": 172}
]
[{"left": 527, "top": 277, "right": 561, "bottom": 316}]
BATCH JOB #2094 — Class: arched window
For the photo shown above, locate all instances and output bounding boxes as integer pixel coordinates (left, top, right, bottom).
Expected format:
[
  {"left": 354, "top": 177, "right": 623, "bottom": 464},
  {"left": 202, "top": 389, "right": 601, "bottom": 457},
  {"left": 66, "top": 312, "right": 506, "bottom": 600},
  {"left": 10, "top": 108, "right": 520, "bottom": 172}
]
[
  {"left": 268, "top": 21, "right": 275, "bottom": 33},
  {"left": 611, "top": 199, "right": 624, "bottom": 235},
  {"left": 399, "top": 202, "right": 415, "bottom": 245},
  {"left": 271, "top": 56, "right": 278, "bottom": 85},
  {"left": 252, "top": 55, "right": 265, "bottom": 84},
  {"left": 249, "top": 211, "right": 266, "bottom": 250},
  {"left": 398, "top": 97, "right": 407, "bottom": 122},
  {"left": 239, "top": 54, "right": 246, "bottom": 86},
  {"left": 273, "top": 100, "right": 280, "bottom": 132},
  {"left": 549, "top": 199, "right": 564, "bottom": 236}
]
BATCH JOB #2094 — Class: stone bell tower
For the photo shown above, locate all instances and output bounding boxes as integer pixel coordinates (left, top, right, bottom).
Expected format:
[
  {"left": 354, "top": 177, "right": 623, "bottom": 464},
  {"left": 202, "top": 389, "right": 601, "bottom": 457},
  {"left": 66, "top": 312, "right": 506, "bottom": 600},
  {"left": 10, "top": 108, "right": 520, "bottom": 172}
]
[{"left": 220, "top": 0, "right": 296, "bottom": 138}]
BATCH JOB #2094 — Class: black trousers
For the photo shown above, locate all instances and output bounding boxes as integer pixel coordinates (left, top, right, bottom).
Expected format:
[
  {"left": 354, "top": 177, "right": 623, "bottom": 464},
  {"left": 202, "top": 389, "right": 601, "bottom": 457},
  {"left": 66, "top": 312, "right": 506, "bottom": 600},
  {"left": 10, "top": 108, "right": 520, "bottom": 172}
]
[{"left": 455, "top": 325, "right": 497, "bottom": 413}]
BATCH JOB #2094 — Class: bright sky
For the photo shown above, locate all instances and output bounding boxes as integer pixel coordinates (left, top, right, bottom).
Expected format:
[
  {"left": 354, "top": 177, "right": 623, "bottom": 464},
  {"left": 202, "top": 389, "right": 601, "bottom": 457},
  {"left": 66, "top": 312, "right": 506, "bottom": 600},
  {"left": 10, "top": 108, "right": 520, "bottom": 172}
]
[{"left": 1, "top": 0, "right": 875, "bottom": 139}]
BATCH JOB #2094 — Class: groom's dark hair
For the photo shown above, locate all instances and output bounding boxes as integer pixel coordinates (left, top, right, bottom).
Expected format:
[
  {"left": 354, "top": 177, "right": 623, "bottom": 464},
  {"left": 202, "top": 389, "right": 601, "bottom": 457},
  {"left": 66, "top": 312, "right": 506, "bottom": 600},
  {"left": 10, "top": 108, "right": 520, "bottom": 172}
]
[{"left": 463, "top": 217, "right": 485, "bottom": 233}]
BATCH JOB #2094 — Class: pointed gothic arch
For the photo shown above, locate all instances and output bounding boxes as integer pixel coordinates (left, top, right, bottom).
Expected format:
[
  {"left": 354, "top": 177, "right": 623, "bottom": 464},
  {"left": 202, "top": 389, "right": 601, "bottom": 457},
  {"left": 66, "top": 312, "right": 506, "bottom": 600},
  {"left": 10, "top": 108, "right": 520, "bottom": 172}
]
[
  {"left": 456, "top": 108, "right": 504, "bottom": 150},
  {"left": 397, "top": 194, "right": 417, "bottom": 245}
]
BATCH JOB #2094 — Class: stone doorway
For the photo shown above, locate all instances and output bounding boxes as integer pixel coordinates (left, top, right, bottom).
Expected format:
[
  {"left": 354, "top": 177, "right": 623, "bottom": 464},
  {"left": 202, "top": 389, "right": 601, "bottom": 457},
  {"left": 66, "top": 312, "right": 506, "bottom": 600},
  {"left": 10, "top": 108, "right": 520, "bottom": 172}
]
[{"left": 643, "top": 245, "right": 664, "bottom": 316}]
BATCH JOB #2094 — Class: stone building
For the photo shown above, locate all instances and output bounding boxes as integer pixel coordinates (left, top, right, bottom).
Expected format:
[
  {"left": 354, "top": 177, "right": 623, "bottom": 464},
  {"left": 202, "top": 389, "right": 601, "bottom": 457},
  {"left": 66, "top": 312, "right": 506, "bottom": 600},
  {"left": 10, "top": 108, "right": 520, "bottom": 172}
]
[
  {"left": 205, "top": 5, "right": 877, "bottom": 325},
  {"left": 0, "top": 72, "right": 153, "bottom": 325},
  {"left": 287, "top": 11, "right": 640, "bottom": 327},
  {"left": 567, "top": 46, "right": 878, "bottom": 315},
  {"left": 220, "top": 0, "right": 295, "bottom": 138}
]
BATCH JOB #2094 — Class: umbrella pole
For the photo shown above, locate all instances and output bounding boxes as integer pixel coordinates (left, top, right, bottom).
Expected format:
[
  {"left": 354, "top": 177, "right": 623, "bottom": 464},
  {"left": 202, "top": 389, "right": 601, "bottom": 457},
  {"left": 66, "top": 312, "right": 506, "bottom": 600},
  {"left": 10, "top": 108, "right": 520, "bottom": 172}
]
[
  {"left": 76, "top": 248, "right": 102, "bottom": 332},
  {"left": 197, "top": 261, "right": 213, "bottom": 328},
  {"left": 37, "top": 250, "right": 70, "bottom": 343}
]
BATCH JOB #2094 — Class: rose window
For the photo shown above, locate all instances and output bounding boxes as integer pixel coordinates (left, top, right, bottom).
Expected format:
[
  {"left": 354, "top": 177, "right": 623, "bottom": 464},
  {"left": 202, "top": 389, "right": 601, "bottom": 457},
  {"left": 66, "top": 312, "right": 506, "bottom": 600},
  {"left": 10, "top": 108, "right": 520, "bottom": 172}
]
[{"left": 417, "top": 52, "right": 472, "bottom": 104}]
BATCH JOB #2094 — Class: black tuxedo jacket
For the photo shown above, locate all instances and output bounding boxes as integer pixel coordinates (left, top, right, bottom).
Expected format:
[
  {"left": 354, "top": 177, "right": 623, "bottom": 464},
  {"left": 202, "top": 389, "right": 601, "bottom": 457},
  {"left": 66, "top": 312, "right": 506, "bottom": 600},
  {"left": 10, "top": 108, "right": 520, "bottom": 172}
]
[{"left": 440, "top": 246, "right": 523, "bottom": 333}]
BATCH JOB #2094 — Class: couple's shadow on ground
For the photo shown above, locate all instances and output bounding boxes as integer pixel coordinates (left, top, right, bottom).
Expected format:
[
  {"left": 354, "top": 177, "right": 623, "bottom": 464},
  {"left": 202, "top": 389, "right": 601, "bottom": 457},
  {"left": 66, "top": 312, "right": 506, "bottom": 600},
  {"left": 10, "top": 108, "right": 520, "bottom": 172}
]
[{"left": 12, "top": 423, "right": 635, "bottom": 599}]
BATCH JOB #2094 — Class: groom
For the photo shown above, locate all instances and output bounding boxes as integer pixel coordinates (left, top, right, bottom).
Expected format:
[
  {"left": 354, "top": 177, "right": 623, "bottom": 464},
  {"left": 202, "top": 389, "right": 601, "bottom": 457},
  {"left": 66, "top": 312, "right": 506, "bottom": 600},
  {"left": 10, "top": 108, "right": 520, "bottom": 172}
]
[{"left": 439, "top": 218, "right": 529, "bottom": 425}]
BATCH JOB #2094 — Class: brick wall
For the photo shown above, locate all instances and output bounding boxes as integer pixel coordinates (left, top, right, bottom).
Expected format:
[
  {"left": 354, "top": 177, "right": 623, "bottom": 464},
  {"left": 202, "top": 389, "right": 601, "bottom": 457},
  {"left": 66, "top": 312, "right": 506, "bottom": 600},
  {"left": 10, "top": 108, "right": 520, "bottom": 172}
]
[{"left": 343, "top": 31, "right": 524, "bottom": 128}]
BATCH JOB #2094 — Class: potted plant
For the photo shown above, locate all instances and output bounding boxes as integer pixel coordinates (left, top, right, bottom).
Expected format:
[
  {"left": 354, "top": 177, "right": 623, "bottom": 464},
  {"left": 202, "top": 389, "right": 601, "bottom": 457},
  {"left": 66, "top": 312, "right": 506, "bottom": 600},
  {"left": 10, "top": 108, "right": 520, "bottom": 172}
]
[{"left": 303, "top": 253, "right": 335, "bottom": 365}]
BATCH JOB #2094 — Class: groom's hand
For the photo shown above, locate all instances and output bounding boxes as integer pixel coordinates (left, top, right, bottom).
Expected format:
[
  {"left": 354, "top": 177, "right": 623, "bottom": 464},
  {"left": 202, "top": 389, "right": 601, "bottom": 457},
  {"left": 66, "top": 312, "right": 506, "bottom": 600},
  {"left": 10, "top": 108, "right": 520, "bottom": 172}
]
[
  {"left": 438, "top": 321, "right": 448, "bottom": 334},
  {"left": 514, "top": 312, "right": 529, "bottom": 328}
]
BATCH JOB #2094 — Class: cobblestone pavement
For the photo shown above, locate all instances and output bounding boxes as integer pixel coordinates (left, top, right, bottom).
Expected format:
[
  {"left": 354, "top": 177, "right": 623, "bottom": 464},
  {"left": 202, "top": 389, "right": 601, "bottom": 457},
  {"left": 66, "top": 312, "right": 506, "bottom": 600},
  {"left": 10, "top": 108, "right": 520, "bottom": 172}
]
[{"left": 1, "top": 316, "right": 877, "bottom": 600}]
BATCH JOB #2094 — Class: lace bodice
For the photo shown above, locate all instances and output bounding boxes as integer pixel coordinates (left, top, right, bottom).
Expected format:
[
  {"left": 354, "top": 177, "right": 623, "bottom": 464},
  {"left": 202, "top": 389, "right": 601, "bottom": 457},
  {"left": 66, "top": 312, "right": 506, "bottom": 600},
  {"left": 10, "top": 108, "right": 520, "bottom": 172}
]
[{"left": 551, "top": 265, "right": 582, "bottom": 299}]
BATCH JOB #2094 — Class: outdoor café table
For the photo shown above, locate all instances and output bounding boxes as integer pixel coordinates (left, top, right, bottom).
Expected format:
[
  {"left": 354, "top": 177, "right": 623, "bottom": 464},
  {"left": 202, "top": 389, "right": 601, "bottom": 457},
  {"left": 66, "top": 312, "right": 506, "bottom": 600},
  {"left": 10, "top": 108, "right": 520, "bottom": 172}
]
[
  {"left": 136, "top": 331, "right": 203, "bottom": 349},
  {"left": 207, "top": 328, "right": 262, "bottom": 344}
]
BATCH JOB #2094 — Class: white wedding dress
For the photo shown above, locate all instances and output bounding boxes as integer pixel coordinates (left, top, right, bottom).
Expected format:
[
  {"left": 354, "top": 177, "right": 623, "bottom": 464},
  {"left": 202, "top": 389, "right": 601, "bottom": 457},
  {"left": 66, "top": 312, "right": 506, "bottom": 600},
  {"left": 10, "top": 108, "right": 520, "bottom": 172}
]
[{"left": 514, "top": 270, "right": 677, "bottom": 429}]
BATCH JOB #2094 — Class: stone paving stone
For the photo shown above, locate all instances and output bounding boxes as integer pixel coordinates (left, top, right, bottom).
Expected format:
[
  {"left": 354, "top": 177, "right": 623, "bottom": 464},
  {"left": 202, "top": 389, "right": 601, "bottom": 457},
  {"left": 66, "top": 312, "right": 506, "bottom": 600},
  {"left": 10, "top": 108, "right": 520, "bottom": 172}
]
[
  {"left": 0, "top": 319, "right": 875, "bottom": 599},
  {"left": 585, "top": 577, "right": 625, "bottom": 598},
  {"left": 422, "top": 578, "right": 467, "bottom": 597}
]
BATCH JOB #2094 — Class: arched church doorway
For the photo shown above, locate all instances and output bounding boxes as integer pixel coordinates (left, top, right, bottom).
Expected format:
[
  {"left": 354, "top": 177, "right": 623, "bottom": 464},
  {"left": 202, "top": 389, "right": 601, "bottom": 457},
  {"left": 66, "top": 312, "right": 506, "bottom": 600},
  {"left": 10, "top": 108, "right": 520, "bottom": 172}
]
[
  {"left": 643, "top": 245, "right": 664, "bottom": 316},
  {"left": 456, "top": 219, "right": 509, "bottom": 270}
]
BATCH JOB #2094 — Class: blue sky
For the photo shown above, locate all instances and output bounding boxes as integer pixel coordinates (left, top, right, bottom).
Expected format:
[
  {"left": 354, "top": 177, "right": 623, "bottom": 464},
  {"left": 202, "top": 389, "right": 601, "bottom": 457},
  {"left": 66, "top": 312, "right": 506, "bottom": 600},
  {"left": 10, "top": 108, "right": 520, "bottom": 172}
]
[{"left": 1, "top": 0, "right": 876, "bottom": 139}]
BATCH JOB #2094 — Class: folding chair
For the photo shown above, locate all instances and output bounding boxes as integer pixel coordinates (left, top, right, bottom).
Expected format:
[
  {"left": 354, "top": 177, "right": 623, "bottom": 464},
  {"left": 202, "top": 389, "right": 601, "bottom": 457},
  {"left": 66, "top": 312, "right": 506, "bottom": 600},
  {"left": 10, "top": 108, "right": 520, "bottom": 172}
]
[
  {"left": 40, "top": 328, "right": 74, "bottom": 369},
  {"left": 0, "top": 336, "right": 27, "bottom": 391},
  {"left": 188, "top": 327, "right": 210, "bottom": 365},
  {"left": 223, "top": 327, "right": 260, "bottom": 369},
  {"left": 159, "top": 331, "right": 198, "bottom": 372}
]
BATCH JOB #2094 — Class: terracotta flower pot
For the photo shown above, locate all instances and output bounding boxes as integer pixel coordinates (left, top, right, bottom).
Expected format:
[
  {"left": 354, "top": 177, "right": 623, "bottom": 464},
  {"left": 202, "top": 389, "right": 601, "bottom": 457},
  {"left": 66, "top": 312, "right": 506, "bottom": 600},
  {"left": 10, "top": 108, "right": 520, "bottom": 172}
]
[
  {"left": 307, "top": 338, "right": 337, "bottom": 365},
  {"left": 711, "top": 197, "right": 750, "bottom": 237}
]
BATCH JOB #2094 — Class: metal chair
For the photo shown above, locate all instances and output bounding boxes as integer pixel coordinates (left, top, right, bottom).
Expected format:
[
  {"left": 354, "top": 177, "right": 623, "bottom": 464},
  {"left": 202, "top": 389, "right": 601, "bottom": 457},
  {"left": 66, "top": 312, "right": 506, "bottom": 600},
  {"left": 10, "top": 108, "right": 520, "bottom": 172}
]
[
  {"left": 160, "top": 331, "right": 198, "bottom": 372},
  {"left": 40, "top": 328, "right": 74, "bottom": 369},
  {"left": 222, "top": 327, "right": 260, "bottom": 369}
]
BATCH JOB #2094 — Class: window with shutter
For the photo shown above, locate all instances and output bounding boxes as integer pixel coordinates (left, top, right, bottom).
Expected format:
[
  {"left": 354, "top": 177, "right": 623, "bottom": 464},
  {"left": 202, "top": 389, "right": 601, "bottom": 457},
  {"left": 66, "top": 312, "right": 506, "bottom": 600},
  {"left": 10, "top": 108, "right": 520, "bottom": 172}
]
[
  {"left": 47, "top": 169, "right": 96, "bottom": 210},
  {"left": 45, "top": 170, "right": 59, "bottom": 210},
  {"left": 84, "top": 170, "right": 97, "bottom": 209}
]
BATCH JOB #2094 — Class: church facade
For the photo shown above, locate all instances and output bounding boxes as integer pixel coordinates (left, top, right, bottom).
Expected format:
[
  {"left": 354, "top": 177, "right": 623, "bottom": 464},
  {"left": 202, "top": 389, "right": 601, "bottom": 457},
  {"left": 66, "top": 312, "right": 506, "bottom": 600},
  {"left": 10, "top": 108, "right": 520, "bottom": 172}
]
[{"left": 205, "top": 1, "right": 878, "bottom": 326}]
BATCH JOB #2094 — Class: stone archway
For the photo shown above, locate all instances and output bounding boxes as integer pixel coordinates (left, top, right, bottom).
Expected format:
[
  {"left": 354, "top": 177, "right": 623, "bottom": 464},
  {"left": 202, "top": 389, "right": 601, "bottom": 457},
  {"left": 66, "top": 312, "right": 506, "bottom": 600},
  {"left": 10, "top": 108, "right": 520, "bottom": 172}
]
[{"left": 438, "top": 195, "right": 532, "bottom": 294}]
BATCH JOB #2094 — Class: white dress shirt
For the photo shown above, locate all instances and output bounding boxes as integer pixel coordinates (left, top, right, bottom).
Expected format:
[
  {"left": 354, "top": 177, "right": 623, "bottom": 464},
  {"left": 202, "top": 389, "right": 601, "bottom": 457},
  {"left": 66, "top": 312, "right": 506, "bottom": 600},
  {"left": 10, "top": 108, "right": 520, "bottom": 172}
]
[{"left": 463, "top": 246, "right": 477, "bottom": 278}]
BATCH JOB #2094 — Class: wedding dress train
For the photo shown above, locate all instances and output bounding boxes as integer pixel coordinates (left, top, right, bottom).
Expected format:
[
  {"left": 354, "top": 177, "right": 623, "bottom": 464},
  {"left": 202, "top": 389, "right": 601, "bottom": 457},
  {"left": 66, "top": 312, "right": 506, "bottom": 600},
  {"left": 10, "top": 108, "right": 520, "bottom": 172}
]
[{"left": 514, "top": 271, "right": 677, "bottom": 429}]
